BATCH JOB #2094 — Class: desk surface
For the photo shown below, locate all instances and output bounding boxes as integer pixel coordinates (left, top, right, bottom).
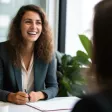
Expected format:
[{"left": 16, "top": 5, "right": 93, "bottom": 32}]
[{"left": 0, "top": 97, "right": 80, "bottom": 112}]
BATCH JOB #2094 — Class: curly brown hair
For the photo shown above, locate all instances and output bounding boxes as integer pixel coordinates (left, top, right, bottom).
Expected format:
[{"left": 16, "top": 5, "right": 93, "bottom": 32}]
[{"left": 7, "top": 4, "right": 54, "bottom": 67}]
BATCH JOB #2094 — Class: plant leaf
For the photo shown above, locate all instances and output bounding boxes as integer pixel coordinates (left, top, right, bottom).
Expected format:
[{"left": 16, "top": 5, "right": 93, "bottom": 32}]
[
  {"left": 79, "top": 34, "right": 92, "bottom": 59},
  {"left": 55, "top": 51, "right": 64, "bottom": 64},
  {"left": 76, "top": 50, "right": 91, "bottom": 65},
  {"left": 61, "top": 54, "right": 72, "bottom": 67}
]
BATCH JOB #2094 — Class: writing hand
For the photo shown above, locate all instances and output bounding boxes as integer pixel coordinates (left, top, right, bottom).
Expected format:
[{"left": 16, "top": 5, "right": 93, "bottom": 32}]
[
  {"left": 7, "top": 91, "right": 29, "bottom": 105},
  {"left": 29, "top": 91, "right": 45, "bottom": 102}
]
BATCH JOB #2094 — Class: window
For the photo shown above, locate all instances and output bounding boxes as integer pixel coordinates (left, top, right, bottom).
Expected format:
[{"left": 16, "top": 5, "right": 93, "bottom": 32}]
[
  {"left": 65, "top": 0, "right": 101, "bottom": 56},
  {"left": 0, "top": 0, "right": 47, "bottom": 42}
]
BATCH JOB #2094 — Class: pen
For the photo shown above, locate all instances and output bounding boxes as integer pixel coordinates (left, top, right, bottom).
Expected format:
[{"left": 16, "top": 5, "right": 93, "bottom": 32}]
[
  {"left": 24, "top": 89, "right": 30, "bottom": 101},
  {"left": 24, "top": 89, "right": 27, "bottom": 93}
]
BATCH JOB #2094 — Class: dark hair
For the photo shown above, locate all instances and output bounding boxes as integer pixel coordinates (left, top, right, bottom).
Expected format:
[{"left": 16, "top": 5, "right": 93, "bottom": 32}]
[
  {"left": 8, "top": 4, "right": 53, "bottom": 67},
  {"left": 91, "top": 0, "right": 112, "bottom": 90}
]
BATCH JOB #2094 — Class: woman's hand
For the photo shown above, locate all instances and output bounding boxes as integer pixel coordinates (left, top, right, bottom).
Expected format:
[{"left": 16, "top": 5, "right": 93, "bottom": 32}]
[
  {"left": 7, "top": 91, "right": 29, "bottom": 105},
  {"left": 29, "top": 91, "right": 45, "bottom": 102}
]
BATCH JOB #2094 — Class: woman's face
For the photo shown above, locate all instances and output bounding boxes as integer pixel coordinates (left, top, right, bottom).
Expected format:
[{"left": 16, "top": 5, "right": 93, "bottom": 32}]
[{"left": 20, "top": 11, "right": 42, "bottom": 44}]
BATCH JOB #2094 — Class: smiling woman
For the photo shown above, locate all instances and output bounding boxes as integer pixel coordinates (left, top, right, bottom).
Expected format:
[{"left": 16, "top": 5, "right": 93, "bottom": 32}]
[{"left": 0, "top": 4, "right": 58, "bottom": 105}]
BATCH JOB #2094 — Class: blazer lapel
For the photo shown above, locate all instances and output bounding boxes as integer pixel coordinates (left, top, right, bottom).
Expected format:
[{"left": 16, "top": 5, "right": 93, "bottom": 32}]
[
  {"left": 34, "top": 57, "right": 47, "bottom": 91},
  {"left": 13, "top": 65, "right": 22, "bottom": 91}
]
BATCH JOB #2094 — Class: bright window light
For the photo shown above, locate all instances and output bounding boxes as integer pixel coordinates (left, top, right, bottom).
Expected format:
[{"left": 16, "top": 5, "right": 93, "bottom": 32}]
[
  {"left": 1, "top": 0, "right": 11, "bottom": 4},
  {"left": 0, "top": 15, "right": 10, "bottom": 27}
]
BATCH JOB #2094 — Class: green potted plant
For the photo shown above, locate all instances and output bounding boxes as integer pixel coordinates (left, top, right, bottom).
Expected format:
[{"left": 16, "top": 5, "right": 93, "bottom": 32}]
[{"left": 56, "top": 34, "right": 92, "bottom": 97}]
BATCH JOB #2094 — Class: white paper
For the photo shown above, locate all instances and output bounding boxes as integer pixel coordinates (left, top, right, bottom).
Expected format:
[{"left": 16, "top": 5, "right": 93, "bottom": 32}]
[
  {"left": 0, "top": 97, "right": 80, "bottom": 112},
  {"left": 0, "top": 102, "right": 9, "bottom": 112},
  {"left": 26, "top": 97, "right": 80, "bottom": 112}
]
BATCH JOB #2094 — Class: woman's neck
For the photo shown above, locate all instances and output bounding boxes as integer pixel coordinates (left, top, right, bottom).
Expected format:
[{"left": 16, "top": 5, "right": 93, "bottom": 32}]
[{"left": 21, "top": 43, "right": 34, "bottom": 56}]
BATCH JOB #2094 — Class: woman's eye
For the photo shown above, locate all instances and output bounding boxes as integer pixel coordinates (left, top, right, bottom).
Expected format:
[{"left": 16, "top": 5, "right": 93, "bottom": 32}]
[
  {"left": 36, "top": 22, "right": 42, "bottom": 25},
  {"left": 25, "top": 20, "right": 31, "bottom": 23},
  {"left": 25, "top": 20, "right": 31, "bottom": 24}
]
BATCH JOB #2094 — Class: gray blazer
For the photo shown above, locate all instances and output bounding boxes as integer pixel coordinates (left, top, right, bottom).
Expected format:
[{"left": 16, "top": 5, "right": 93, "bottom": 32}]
[{"left": 0, "top": 41, "right": 58, "bottom": 102}]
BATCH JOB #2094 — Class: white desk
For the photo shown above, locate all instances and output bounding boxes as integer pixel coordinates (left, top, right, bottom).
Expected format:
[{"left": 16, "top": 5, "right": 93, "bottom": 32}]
[{"left": 0, "top": 97, "right": 80, "bottom": 112}]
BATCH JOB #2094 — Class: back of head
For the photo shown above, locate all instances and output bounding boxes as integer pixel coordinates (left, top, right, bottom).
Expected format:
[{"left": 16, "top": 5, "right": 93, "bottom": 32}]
[{"left": 92, "top": 0, "right": 112, "bottom": 89}]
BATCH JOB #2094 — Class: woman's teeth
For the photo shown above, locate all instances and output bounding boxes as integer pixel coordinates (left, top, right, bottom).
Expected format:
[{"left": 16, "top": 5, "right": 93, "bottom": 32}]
[{"left": 28, "top": 32, "right": 37, "bottom": 35}]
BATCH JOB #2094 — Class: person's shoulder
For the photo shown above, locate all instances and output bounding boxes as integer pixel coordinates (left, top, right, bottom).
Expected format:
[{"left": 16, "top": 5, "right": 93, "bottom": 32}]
[
  {"left": 72, "top": 92, "right": 112, "bottom": 112},
  {"left": 71, "top": 95, "right": 99, "bottom": 112},
  {"left": 0, "top": 41, "right": 9, "bottom": 57},
  {"left": 0, "top": 41, "right": 7, "bottom": 45},
  {"left": 0, "top": 40, "right": 9, "bottom": 48}
]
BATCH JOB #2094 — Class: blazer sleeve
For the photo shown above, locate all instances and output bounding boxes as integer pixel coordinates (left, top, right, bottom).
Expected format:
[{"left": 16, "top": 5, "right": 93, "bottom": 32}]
[
  {"left": 0, "top": 57, "right": 10, "bottom": 102},
  {"left": 41, "top": 56, "right": 59, "bottom": 99}
]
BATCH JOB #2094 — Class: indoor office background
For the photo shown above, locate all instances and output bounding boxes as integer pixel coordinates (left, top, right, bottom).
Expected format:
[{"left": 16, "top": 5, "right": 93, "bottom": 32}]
[
  {"left": 0, "top": 0, "right": 59, "bottom": 50},
  {"left": 0, "top": 0, "right": 100, "bottom": 56}
]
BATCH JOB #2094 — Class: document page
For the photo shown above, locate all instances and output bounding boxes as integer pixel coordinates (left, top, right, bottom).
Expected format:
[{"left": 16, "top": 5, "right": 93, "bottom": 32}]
[
  {"left": 26, "top": 97, "right": 80, "bottom": 112},
  {"left": 0, "top": 97, "right": 80, "bottom": 112},
  {"left": 0, "top": 102, "right": 9, "bottom": 112}
]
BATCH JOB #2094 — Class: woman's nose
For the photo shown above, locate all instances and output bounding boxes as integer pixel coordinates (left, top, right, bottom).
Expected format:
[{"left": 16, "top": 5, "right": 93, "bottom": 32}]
[{"left": 30, "top": 22, "right": 36, "bottom": 29}]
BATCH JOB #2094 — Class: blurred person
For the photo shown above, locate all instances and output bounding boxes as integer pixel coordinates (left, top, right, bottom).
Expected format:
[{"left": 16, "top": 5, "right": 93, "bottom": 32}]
[
  {"left": 72, "top": 0, "right": 112, "bottom": 111},
  {"left": 0, "top": 4, "right": 58, "bottom": 105}
]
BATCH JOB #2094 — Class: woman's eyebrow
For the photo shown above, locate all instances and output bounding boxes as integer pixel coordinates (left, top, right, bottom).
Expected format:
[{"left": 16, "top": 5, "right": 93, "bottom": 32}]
[
  {"left": 24, "top": 18, "right": 32, "bottom": 21},
  {"left": 23, "top": 19, "right": 42, "bottom": 23},
  {"left": 24, "top": 18, "right": 41, "bottom": 21}
]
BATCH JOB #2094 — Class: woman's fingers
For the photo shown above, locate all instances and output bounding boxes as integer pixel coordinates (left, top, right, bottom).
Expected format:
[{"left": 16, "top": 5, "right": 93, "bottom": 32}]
[
  {"left": 29, "top": 91, "right": 45, "bottom": 102},
  {"left": 29, "top": 91, "right": 37, "bottom": 102},
  {"left": 8, "top": 91, "right": 29, "bottom": 104},
  {"left": 15, "top": 92, "right": 29, "bottom": 104}
]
